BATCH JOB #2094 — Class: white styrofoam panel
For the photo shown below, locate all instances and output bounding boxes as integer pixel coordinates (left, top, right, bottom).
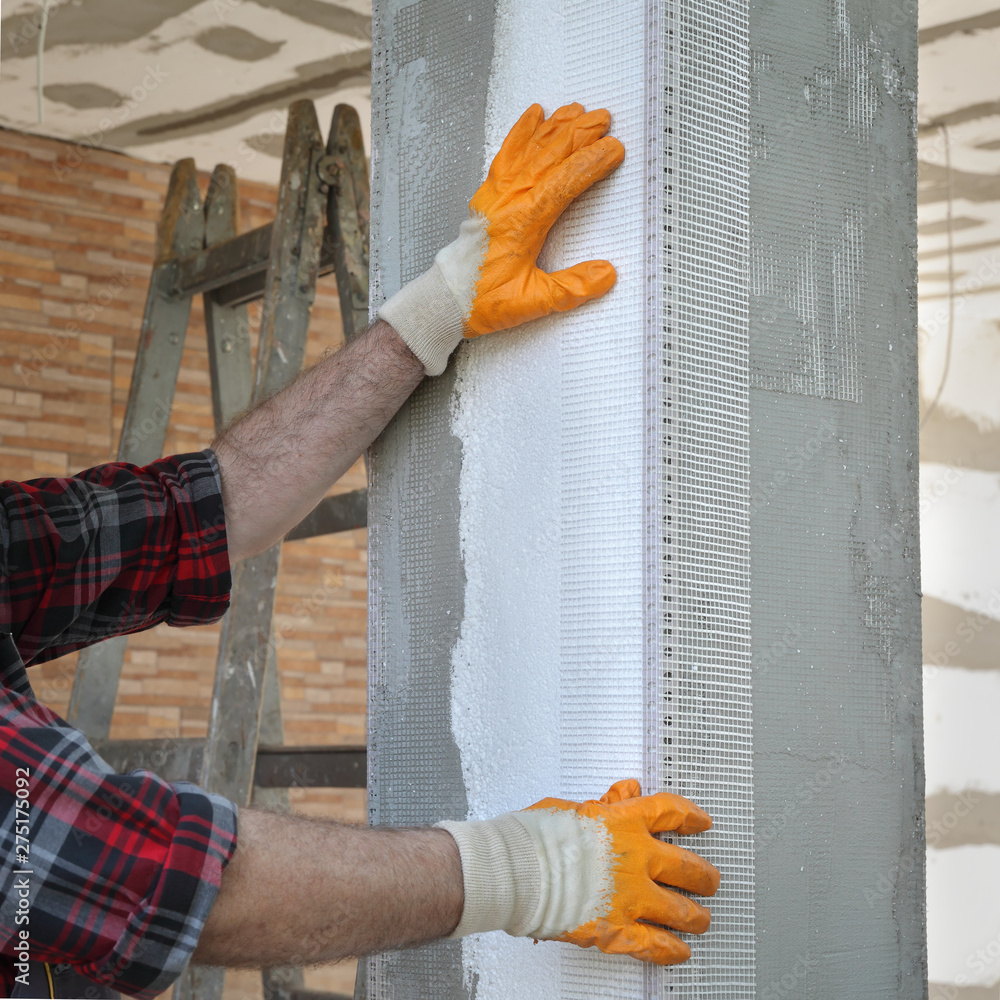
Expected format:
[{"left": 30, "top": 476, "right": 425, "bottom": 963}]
[
  {"left": 924, "top": 665, "right": 1000, "bottom": 795},
  {"left": 449, "top": 2, "right": 649, "bottom": 996},
  {"left": 927, "top": 845, "right": 1000, "bottom": 987}
]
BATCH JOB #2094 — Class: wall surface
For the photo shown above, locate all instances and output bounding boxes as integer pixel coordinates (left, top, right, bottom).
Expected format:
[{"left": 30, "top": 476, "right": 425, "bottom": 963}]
[
  {"left": 0, "top": 125, "right": 364, "bottom": 998},
  {"left": 368, "top": 1, "right": 922, "bottom": 999},
  {"left": 916, "top": 3, "right": 1000, "bottom": 997}
]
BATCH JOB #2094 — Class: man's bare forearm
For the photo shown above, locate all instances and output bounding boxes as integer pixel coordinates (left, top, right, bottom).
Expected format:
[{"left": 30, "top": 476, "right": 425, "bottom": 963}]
[
  {"left": 193, "top": 810, "right": 463, "bottom": 967},
  {"left": 213, "top": 319, "right": 424, "bottom": 564}
]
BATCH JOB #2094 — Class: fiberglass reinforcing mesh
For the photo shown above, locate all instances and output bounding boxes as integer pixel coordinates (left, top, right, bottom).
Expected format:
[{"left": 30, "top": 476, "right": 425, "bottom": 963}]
[{"left": 658, "top": 2, "right": 754, "bottom": 996}]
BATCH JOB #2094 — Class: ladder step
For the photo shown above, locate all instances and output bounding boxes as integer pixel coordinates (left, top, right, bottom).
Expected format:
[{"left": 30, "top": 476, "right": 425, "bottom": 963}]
[
  {"left": 93, "top": 740, "right": 366, "bottom": 788},
  {"left": 167, "top": 221, "right": 341, "bottom": 308},
  {"left": 254, "top": 745, "right": 366, "bottom": 789},
  {"left": 286, "top": 490, "right": 367, "bottom": 541}
]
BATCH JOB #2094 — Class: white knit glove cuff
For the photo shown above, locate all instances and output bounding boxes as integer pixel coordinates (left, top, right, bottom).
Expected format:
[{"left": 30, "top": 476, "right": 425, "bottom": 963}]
[
  {"left": 438, "top": 807, "right": 614, "bottom": 942},
  {"left": 436, "top": 815, "right": 542, "bottom": 938},
  {"left": 377, "top": 263, "right": 465, "bottom": 377}
]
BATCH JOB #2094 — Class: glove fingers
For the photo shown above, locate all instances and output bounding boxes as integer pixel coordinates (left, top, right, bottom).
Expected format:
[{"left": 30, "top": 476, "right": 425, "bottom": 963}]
[
  {"left": 599, "top": 778, "right": 643, "bottom": 804},
  {"left": 570, "top": 919, "right": 692, "bottom": 966},
  {"left": 465, "top": 261, "right": 613, "bottom": 336},
  {"left": 532, "top": 137, "right": 625, "bottom": 226},
  {"left": 620, "top": 790, "right": 713, "bottom": 835},
  {"left": 491, "top": 105, "right": 614, "bottom": 194},
  {"left": 569, "top": 108, "right": 614, "bottom": 152},
  {"left": 534, "top": 260, "right": 617, "bottom": 313},
  {"left": 637, "top": 882, "right": 712, "bottom": 935},
  {"left": 530, "top": 102, "right": 585, "bottom": 143},
  {"left": 489, "top": 103, "right": 546, "bottom": 183},
  {"left": 494, "top": 104, "right": 582, "bottom": 186},
  {"left": 530, "top": 107, "right": 613, "bottom": 174},
  {"left": 629, "top": 923, "right": 693, "bottom": 966},
  {"left": 647, "top": 839, "right": 722, "bottom": 897}
]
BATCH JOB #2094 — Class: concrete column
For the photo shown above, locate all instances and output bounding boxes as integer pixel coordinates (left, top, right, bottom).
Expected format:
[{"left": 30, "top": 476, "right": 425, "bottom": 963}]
[{"left": 366, "top": 2, "right": 922, "bottom": 998}]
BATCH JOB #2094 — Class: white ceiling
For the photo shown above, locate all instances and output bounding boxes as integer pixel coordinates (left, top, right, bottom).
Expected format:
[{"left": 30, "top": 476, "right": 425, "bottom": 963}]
[{"left": 0, "top": 0, "right": 372, "bottom": 184}]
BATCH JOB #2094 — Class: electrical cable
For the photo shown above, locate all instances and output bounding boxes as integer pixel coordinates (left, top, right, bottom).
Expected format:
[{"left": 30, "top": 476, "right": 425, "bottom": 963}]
[
  {"left": 921, "top": 122, "right": 955, "bottom": 432},
  {"left": 37, "top": 0, "right": 57, "bottom": 124}
]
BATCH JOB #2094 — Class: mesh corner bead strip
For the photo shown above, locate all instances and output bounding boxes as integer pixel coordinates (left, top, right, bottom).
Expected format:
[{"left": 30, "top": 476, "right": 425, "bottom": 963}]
[
  {"left": 655, "top": 1, "right": 754, "bottom": 996},
  {"left": 367, "top": 1, "right": 922, "bottom": 998}
]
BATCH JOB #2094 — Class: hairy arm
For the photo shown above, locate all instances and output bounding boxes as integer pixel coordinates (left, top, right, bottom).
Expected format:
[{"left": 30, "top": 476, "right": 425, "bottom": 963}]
[
  {"left": 212, "top": 319, "right": 424, "bottom": 564},
  {"left": 193, "top": 809, "right": 463, "bottom": 967}
]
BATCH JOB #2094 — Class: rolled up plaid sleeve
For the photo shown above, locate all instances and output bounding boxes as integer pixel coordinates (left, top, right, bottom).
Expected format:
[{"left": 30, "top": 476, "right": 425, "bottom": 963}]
[
  {"left": 0, "top": 450, "right": 239, "bottom": 998},
  {"left": 0, "top": 449, "right": 232, "bottom": 663},
  {"left": 0, "top": 684, "right": 238, "bottom": 998}
]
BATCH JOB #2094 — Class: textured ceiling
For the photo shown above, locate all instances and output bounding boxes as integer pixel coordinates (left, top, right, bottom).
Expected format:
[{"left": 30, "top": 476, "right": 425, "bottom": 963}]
[
  {"left": 0, "top": 0, "right": 372, "bottom": 184},
  {"left": 917, "top": 2, "right": 1000, "bottom": 438}
]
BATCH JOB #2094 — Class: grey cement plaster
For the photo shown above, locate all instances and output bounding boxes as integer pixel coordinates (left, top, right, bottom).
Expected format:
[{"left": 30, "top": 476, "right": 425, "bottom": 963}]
[
  {"left": 749, "top": 0, "right": 924, "bottom": 996},
  {"left": 194, "top": 26, "right": 285, "bottom": 63},
  {"left": 930, "top": 986, "right": 999, "bottom": 1000},
  {"left": 241, "top": 131, "right": 285, "bottom": 158},
  {"left": 918, "top": 160, "right": 1000, "bottom": 206},
  {"left": 919, "top": 99, "right": 1000, "bottom": 133},
  {"left": 919, "top": 236, "right": 1000, "bottom": 261},
  {"left": 923, "top": 595, "right": 1000, "bottom": 670},
  {"left": 366, "top": 1, "right": 924, "bottom": 997},
  {"left": 918, "top": 216, "right": 986, "bottom": 236},
  {"left": 43, "top": 82, "right": 122, "bottom": 110},
  {"left": 256, "top": 0, "right": 371, "bottom": 41},
  {"left": 105, "top": 51, "right": 371, "bottom": 146},
  {"left": 366, "top": 1, "right": 495, "bottom": 997},
  {"left": 1, "top": 0, "right": 204, "bottom": 59},
  {"left": 919, "top": 10, "right": 1000, "bottom": 45}
]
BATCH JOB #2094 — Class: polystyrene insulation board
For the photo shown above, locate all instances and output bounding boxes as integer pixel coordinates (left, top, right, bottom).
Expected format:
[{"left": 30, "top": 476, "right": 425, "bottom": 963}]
[{"left": 366, "top": 1, "right": 923, "bottom": 998}]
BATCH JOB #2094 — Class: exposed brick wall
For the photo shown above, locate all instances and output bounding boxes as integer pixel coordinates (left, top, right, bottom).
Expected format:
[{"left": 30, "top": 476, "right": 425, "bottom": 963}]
[{"left": 0, "top": 126, "right": 367, "bottom": 804}]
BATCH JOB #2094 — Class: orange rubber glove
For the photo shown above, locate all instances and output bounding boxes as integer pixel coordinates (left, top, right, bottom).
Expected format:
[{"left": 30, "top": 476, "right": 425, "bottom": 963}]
[
  {"left": 437, "top": 779, "right": 721, "bottom": 965},
  {"left": 378, "top": 102, "right": 625, "bottom": 375}
]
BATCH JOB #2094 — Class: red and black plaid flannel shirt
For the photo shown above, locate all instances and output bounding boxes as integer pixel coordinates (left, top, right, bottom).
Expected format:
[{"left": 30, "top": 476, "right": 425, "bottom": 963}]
[{"left": 0, "top": 450, "right": 238, "bottom": 998}]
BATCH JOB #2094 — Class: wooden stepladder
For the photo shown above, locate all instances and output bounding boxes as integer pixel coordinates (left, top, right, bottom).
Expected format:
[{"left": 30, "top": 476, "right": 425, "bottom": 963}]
[{"left": 64, "top": 100, "right": 371, "bottom": 1000}]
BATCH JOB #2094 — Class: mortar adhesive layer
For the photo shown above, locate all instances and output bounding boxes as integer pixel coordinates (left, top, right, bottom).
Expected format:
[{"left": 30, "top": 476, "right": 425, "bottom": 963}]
[{"left": 366, "top": 1, "right": 495, "bottom": 997}]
